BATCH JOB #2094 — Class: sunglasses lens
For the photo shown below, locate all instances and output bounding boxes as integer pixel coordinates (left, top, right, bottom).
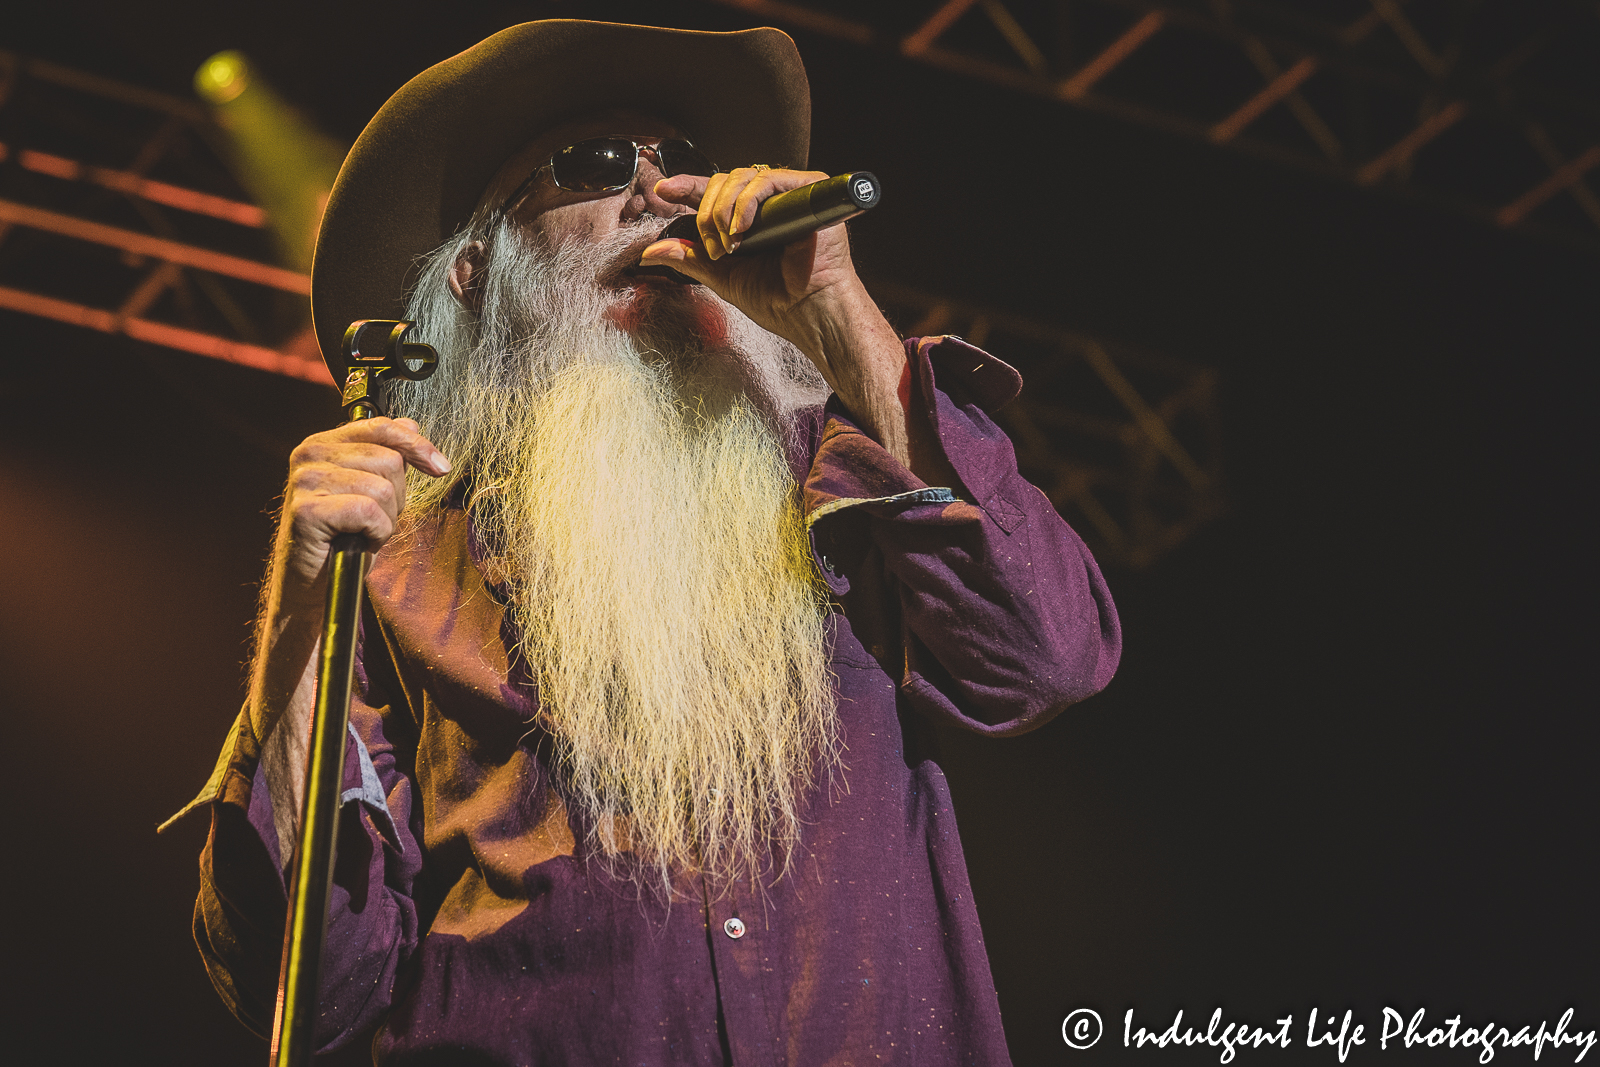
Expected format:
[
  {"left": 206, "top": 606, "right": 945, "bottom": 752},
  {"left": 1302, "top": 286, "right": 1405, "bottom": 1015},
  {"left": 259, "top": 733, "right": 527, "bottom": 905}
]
[
  {"left": 656, "top": 140, "right": 718, "bottom": 178},
  {"left": 550, "top": 138, "right": 638, "bottom": 192}
]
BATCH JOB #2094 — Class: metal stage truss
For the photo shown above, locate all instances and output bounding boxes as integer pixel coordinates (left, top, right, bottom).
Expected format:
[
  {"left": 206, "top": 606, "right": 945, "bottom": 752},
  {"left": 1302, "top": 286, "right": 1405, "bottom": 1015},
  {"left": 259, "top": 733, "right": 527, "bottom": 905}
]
[
  {"left": 0, "top": 49, "right": 326, "bottom": 382},
  {"left": 712, "top": 0, "right": 1600, "bottom": 253},
  {"left": 0, "top": 49, "right": 1220, "bottom": 567},
  {"left": 873, "top": 281, "right": 1224, "bottom": 569}
]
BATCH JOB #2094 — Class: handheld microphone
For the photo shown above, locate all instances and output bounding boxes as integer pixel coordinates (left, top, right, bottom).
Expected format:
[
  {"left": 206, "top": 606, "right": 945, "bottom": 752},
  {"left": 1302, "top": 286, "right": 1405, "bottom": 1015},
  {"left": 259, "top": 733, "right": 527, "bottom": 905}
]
[{"left": 637, "top": 171, "right": 880, "bottom": 281}]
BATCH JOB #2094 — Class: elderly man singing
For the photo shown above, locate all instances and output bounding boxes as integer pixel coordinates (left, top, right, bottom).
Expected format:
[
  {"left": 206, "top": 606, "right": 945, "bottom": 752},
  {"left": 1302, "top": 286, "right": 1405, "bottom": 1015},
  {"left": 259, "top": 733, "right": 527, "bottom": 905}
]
[{"left": 174, "top": 19, "right": 1120, "bottom": 1065}]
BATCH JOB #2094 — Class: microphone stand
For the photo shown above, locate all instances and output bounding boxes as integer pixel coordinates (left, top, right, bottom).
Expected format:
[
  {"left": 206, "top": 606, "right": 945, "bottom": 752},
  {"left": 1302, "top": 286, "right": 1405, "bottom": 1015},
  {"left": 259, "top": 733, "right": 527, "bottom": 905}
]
[{"left": 269, "top": 320, "right": 437, "bottom": 1067}]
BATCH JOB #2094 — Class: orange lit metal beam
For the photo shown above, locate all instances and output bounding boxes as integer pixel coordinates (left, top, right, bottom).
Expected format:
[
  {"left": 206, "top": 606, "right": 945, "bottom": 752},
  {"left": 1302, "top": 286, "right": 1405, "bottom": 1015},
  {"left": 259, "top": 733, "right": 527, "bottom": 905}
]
[
  {"left": 10, "top": 52, "right": 211, "bottom": 122},
  {"left": 711, "top": 0, "right": 872, "bottom": 45},
  {"left": 0, "top": 284, "right": 328, "bottom": 383},
  {"left": 982, "top": 0, "right": 1049, "bottom": 74},
  {"left": 698, "top": 0, "right": 1597, "bottom": 252},
  {"left": 1079, "top": 340, "right": 1209, "bottom": 491},
  {"left": 1234, "top": 40, "right": 1342, "bottom": 160},
  {"left": 0, "top": 198, "right": 308, "bottom": 293},
  {"left": 1523, "top": 126, "right": 1600, "bottom": 230},
  {"left": 0, "top": 142, "right": 266, "bottom": 227},
  {"left": 1210, "top": 56, "right": 1319, "bottom": 144},
  {"left": 1355, "top": 100, "right": 1468, "bottom": 186},
  {"left": 1496, "top": 145, "right": 1600, "bottom": 228},
  {"left": 1058, "top": 11, "right": 1166, "bottom": 101},
  {"left": 902, "top": 0, "right": 982, "bottom": 56},
  {"left": 1367, "top": 0, "right": 1447, "bottom": 79}
]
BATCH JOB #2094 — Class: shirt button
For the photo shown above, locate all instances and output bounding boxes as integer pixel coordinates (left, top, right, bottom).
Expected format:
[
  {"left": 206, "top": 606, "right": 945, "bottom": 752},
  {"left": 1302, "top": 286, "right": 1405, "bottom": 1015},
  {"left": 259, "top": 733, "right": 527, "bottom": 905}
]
[{"left": 723, "top": 917, "right": 746, "bottom": 940}]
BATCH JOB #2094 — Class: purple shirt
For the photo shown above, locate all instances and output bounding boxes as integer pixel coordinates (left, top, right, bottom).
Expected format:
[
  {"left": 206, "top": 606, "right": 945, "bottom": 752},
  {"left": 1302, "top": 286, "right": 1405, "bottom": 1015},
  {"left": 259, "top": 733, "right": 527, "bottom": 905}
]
[{"left": 174, "top": 336, "right": 1120, "bottom": 1065}]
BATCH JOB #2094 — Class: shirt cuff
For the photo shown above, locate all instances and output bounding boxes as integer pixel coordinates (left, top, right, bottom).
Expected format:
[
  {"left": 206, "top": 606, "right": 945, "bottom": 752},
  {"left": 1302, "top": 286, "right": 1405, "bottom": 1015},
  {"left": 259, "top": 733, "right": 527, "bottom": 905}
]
[
  {"left": 157, "top": 708, "right": 254, "bottom": 832},
  {"left": 802, "top": 335, "right": 1022, "bottom": 529},
  {"left": 159, "top": 708, "right": 401, "bottom": 863}
]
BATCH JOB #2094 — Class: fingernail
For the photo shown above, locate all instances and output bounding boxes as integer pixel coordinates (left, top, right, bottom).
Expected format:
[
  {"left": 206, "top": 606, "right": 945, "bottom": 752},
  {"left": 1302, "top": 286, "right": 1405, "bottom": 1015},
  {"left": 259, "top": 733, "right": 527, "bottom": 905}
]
[
  {"left": 640, "top": 238, "right": 690, "bottom": 262},
  {"left": 432, "top": 451, "right": 451, "bottom": 473}
]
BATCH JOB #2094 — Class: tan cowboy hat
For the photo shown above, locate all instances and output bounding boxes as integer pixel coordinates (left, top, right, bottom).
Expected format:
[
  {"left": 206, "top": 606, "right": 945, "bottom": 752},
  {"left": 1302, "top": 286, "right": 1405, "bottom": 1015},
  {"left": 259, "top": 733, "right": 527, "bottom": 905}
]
[{"left": 310, "top": 20, "right": 810, "bottom": 378}]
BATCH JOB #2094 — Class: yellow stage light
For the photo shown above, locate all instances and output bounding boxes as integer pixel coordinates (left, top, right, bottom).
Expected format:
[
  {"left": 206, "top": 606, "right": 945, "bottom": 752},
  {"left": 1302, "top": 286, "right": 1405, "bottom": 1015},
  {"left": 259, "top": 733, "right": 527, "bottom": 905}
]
[
  {"left": 195, "top": 51, "right": 250, "bottom": 105},
  {"left": 194, "top": 51, "right": 346, "bottom": 274}
]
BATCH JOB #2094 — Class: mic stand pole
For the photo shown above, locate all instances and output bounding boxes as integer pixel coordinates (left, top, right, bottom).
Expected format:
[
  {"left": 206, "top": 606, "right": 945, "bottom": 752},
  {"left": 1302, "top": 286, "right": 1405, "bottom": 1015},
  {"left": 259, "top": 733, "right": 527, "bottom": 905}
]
[{"left": 270, "top": 320, "right": 437, "bottom": 1067}]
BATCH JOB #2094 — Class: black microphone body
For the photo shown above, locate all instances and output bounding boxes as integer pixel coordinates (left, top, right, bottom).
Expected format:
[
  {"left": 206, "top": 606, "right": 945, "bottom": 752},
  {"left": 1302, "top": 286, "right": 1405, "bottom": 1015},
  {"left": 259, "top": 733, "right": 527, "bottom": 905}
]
[{"left": 639, "top": 171, "right": 880, "bottom": 280}]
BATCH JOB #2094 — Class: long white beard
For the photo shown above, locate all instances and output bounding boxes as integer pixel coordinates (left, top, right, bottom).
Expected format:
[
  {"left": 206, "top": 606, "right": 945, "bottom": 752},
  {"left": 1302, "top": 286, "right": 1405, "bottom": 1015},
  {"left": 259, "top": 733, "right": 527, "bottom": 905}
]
[{"left": 395, "top": 217, "right": 836, "bottom": 894}]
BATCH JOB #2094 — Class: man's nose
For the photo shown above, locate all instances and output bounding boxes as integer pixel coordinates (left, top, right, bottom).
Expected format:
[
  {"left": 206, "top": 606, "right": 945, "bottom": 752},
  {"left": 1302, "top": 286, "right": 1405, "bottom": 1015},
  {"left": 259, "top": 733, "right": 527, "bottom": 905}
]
[{"left": 621, "top": 152, "right": 686, "bottom": 222}]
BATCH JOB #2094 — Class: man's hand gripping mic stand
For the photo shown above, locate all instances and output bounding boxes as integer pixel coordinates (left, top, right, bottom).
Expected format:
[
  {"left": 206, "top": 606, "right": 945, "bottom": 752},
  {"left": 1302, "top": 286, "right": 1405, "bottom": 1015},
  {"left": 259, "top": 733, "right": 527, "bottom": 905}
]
[{"left": 270, "top": 320, "right": 437, "bottom": 1067}]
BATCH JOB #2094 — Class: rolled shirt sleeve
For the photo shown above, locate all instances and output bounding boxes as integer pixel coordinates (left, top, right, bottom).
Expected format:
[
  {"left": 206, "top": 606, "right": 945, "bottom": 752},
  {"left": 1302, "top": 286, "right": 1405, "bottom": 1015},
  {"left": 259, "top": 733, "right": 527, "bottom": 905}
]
[
  {"left": 161, "top": 608, "right": 424, "bottom": 1051},
  {"left": 803, "top": 334, "right": 1122, "bottom": 735}
]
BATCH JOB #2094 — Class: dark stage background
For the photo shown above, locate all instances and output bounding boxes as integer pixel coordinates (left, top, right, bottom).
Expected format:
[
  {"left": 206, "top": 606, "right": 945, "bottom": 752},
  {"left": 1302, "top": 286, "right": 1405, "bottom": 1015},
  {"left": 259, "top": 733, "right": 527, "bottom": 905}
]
[{"left": 1, "top": 2, "right": 1594, "bottom": 1063}]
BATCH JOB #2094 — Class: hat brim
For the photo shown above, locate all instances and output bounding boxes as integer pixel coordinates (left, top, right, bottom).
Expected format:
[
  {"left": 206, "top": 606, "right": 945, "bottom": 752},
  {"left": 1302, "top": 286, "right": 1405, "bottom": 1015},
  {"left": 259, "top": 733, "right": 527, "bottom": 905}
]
[{"left": 311, "top": 20, "right": 810, "bottom": 380}]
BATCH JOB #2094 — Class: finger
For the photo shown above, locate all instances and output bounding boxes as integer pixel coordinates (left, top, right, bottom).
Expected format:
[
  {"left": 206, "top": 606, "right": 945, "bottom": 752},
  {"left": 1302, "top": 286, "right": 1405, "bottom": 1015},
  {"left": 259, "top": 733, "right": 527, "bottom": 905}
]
[
  {"left": 290, "top": 464, "right": 401, "bottom": 517},
  {"left": 638, "top": 238, "right": 721, "bottom": 287},
  {"left": 652, "top": 174, "right": 707, "bottom": 207},
  {"left": 297, "top": 435, "right": 426, "bottom": 521},
  {"left": 291, "top": 491, "right": 397, "bottom": 555},
  {"left": 310, "top": 417, "right": 451, "bottom": 476},
  {"left": 697, "top": 173, "right": 731, "bottom": 259},
  {"left": 288, "top": 461, "right": 413, "bottom": 554},
  {"left": 293, "top": 440, "right": 406, "bottom": 478},
  {"left": 294, "top": 453, "right": 412, "bottom": 521},
  {"left": 335, "top": 417, "right": 448, "bottom": 474},
  {"left": 710, "top": 168, "right": 767, "bottom": 253},
  {"left": 707, "top": 170, "right": 746, "bottom": 249},
  {"left": 729, "top": 173, "right": 777, "bottom": 241}
]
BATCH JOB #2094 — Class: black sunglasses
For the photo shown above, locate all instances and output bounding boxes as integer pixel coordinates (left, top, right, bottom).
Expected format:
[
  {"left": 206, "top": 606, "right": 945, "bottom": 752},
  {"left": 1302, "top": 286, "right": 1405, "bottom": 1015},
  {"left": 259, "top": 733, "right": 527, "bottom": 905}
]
[{"left": 495, "top": 137, "right": 720, "bottom": 218}]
